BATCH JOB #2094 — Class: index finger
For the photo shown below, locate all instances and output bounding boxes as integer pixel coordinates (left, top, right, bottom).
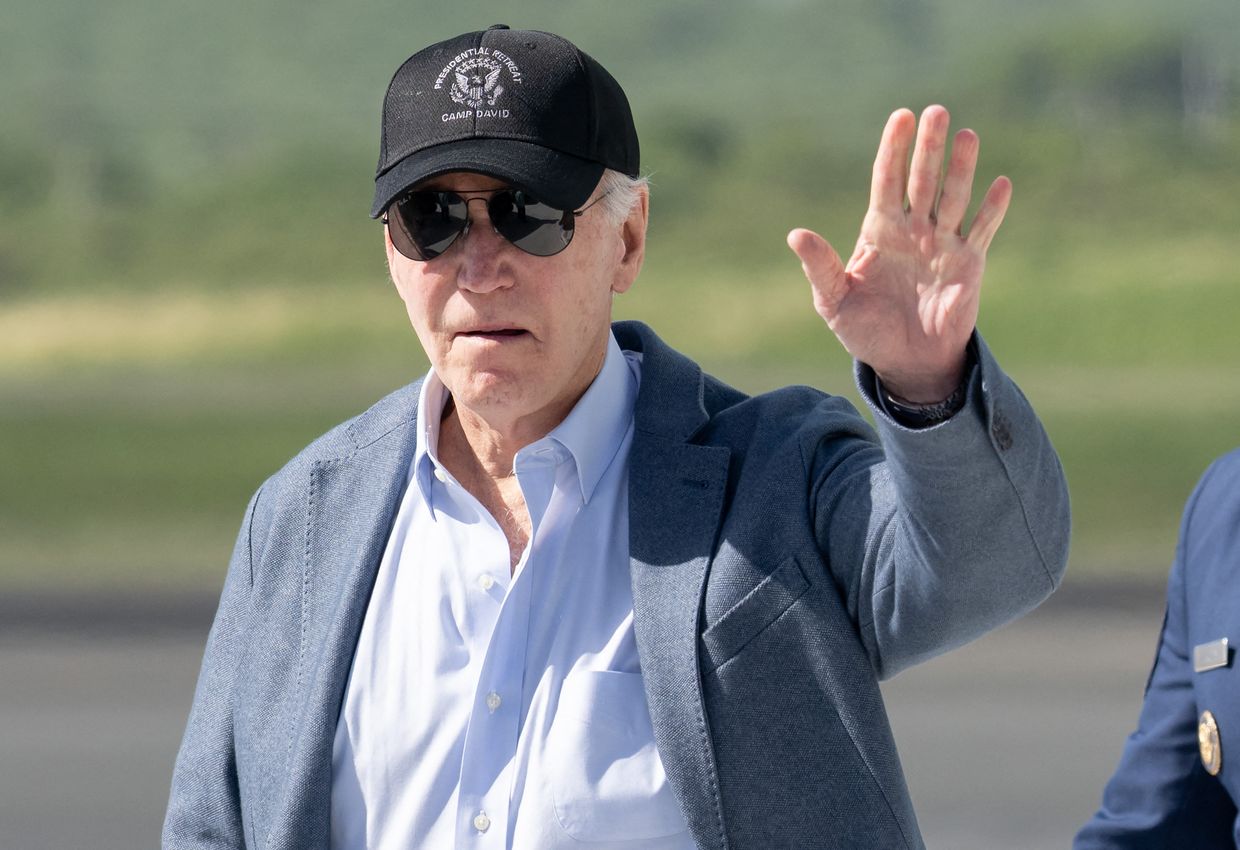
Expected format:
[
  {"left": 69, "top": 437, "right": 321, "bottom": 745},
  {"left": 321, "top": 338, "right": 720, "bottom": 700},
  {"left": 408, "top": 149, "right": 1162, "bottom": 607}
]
[{"left": 869, "top": 108, "right": 916, "bottom": 214}]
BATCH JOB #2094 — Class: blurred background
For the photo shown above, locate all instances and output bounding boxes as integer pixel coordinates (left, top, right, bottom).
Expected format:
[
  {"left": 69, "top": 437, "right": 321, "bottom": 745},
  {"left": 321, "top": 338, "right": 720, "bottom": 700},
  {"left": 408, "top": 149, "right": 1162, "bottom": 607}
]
[{"left": 1, "top": 0, "right": 1237, "bottom": 847}]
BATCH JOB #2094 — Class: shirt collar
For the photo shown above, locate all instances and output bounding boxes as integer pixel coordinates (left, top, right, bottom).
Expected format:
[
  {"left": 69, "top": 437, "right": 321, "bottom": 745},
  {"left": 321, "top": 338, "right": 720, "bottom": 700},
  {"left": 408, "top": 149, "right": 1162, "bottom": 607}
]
[
  {"left": 412, "top": 370, "right": 450, "bottom": 507},
  {"left": 412, "top": 331, "right": 638, "bottom": 507},
  {"left": 545, "top": 331, "right": 638, "bottom": 504}
]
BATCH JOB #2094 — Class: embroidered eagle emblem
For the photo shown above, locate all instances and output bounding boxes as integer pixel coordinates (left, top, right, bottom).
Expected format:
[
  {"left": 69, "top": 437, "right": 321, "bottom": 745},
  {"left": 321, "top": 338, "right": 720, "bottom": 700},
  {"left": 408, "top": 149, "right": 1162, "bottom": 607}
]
[{"left": 451, "top": 63, "right": 504, "bottom": 109}]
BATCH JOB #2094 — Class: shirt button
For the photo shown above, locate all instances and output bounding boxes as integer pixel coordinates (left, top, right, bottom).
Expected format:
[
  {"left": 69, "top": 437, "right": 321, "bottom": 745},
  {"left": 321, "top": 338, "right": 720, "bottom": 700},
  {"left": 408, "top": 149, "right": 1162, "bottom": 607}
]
[
  {"left": 486, "top": 692, "right": 502, "bottom": 713},
  {"left": 473, "top": 811, "right": 491, "bottom": 832},
  {"left": 478, "top": 574, "right": 496, "bottom": 591},
  {"left": 433, "top": 467, "right": 448, "bottom": 483}
]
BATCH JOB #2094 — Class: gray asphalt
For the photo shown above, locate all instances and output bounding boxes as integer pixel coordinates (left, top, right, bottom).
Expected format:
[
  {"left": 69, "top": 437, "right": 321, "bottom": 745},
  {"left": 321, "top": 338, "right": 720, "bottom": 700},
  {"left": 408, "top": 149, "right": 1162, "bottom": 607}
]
[{"left": 0, "top": 578, "right": 1165, "bottom": 850}]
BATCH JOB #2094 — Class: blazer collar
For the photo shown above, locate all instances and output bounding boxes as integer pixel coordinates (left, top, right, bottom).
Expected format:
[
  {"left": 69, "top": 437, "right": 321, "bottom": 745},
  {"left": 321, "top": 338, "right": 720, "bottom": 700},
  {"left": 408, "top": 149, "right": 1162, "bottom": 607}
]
[{"left": 613, "top": 320, "right": 713, "bottom": 443}]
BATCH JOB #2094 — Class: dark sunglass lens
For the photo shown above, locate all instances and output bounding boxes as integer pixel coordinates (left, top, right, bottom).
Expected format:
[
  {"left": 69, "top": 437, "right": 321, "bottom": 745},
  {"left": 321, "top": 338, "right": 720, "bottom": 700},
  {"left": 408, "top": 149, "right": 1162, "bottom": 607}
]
[
  {"left": 489, "top": 191, "right": 574, "bottom": 257},
  {"left": 392, "top": 192, "right": 468, "bottom": 260},
  {"left": 385, "top": 200, "right": 422, "bottom": 260}
]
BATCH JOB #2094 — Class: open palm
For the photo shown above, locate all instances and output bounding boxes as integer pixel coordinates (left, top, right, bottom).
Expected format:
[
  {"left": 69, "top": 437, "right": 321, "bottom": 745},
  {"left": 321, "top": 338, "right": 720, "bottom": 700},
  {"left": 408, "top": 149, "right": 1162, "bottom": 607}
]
[{"left": 788, "top": 106, "right": 1011, "bottom": 403}]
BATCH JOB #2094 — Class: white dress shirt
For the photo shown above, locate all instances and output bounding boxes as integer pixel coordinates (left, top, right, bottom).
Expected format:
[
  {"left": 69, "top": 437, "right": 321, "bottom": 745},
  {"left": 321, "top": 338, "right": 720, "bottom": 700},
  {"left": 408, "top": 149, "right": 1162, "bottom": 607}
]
[{"left": 330, "top": 334, "right": 694, "bottom": 849}]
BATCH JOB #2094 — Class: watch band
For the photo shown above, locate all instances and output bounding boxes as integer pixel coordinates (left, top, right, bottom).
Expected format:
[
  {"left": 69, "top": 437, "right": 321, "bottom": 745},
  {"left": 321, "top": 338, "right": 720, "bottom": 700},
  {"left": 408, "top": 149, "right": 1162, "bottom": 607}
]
[{"left": 881, "top": 380, "right": 968, "bottom": 428}]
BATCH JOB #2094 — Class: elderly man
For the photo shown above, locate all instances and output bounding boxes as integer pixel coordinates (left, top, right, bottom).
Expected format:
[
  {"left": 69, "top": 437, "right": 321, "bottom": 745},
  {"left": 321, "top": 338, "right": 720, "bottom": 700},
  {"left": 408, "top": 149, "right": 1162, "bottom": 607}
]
[{"left": 164, "top": 25, "right": 1070, "bottom": 850}]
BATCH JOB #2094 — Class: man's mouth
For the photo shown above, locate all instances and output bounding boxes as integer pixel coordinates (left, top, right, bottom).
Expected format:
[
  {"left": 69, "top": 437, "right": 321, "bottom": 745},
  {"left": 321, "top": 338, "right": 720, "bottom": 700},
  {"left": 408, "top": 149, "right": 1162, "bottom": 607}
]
[{"left": 457, "top": 327, "right": 529, "bottom": 340}]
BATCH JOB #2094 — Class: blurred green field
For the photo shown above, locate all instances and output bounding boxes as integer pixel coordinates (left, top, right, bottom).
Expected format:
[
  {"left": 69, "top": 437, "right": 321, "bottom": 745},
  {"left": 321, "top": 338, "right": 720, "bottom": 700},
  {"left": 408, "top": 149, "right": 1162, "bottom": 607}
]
[
  {"left": 4, "top": 226, "right": 1240, "bottom": 591},
  {"left": 2, "top": 0, "right": 1238, "bottom": 592}
]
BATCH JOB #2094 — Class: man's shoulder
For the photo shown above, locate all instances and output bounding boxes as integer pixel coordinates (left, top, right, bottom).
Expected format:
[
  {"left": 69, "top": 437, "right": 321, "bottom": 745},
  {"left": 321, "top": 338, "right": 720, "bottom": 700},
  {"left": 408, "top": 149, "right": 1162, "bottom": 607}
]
[
  {"left": 1205, "top": 446, "right": 1240, "bottom": 480},
  {"left": 1191, "top": 447, "right": 1240, "bottom": 511},
  {"left": 1178, "top": 447, "right": 1240, "bottom": 582},
  {"left": 260, "top": 378, "right": 423, "bottom": 494},
  {"left": 614, "top": 319, "right": 873, "bottom": 447}
]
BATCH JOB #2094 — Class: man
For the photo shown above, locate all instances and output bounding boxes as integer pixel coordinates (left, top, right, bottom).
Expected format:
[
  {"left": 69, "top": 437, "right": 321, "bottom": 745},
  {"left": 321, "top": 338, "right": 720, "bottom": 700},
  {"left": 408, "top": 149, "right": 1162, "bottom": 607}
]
[
  {"left": 164, "top": 25, "right": 1070, "bottom": 850},
  {"left": 1076, "top": 451, "right": 1240, "bottom": 847}
]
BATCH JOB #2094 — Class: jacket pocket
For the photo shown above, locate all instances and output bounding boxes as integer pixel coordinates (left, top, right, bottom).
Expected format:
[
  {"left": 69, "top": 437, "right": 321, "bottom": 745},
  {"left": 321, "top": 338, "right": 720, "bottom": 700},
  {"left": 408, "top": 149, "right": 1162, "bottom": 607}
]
[
  {"left": 548, "top": 670, "right": 689, "bottom": 842},
  {"left": 700, "top": 556, "right": 810, "bottom": 674}
]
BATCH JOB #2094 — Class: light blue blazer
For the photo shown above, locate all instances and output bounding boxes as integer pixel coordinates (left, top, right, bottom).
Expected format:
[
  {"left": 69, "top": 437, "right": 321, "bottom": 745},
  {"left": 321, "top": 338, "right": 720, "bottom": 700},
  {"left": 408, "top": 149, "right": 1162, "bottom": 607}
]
[{"left": 164, "top": 320, "right": 1070, "bottom": 849}]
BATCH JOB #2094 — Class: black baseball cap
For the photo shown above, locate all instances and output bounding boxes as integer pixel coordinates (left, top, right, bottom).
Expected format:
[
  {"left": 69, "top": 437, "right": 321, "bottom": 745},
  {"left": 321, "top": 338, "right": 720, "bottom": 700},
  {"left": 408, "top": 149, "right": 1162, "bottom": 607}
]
[{"left": 371, "top": 25, "right": 640, "bottom": 218}]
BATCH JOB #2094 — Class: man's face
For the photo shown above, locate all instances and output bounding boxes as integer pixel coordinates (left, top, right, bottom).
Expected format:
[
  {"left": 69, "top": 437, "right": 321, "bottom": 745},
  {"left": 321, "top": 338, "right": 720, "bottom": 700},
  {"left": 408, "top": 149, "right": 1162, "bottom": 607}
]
[{"left": 385, "top": 172, "right": 647, "bottom": 435}]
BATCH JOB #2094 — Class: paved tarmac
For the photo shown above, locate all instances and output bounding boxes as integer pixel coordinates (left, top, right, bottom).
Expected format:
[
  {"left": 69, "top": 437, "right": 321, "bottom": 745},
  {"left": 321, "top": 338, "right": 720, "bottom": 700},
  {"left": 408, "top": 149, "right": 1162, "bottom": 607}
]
[
  {"left": 882, "top": 582, "right": 1164, "bottom": 849},
  {"left": 0, "top": 578, "right": 1165, "bottom": 850}
]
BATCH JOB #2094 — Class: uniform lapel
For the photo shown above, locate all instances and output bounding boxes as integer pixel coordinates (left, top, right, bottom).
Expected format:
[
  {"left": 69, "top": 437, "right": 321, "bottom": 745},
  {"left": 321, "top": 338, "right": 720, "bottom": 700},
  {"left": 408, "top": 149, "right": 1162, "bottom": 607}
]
[
  {"left": 618, "top": 321, "right": 732, "bottom": 850},
  {"left": 267, "top": 386, "right": 420, "bottom": 850}
]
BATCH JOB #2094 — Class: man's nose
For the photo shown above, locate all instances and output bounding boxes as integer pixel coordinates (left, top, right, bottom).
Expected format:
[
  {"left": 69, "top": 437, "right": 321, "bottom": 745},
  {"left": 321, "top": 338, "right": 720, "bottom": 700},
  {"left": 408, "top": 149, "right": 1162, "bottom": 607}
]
[{"left": 455, "top": 197, "right": 511, "bottom": 292}]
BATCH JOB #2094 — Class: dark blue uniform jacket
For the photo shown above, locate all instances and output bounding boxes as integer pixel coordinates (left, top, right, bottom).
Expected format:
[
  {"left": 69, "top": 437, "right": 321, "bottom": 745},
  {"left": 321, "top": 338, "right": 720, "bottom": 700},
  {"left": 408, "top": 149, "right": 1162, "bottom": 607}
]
[{"left": 1078, "top": 449, "right": 1240, "bottom": 847}]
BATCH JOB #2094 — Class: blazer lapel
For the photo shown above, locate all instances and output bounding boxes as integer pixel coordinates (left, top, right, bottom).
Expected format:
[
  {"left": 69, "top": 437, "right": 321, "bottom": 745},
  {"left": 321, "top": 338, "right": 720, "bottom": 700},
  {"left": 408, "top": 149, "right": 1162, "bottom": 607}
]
[
  {"left": 630, "top": 436, "right": 730, "bottom": 850},
  {"left": 267, "top": 387, "right": 420, "bottom": 850},
  {"left": 618, "top": 320, "right": 732, "bottom": 850}
]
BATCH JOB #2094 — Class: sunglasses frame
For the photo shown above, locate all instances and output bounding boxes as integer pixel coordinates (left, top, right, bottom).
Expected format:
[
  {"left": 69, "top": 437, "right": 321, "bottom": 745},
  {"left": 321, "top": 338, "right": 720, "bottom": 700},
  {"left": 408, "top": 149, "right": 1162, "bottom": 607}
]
[{"left": 382, "top": 187, "right": 610, "bottom": 261}]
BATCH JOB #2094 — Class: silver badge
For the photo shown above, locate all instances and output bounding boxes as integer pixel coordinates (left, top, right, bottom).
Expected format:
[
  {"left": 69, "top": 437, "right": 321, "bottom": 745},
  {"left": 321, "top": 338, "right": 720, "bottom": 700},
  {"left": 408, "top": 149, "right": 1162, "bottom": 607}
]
[{"left": 1194, "top": 638, "right": 1229, "bottom": 673}]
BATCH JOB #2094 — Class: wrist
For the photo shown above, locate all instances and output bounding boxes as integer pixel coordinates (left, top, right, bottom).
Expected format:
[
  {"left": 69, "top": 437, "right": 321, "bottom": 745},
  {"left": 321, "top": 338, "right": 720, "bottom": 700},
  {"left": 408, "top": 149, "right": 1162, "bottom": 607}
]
[
  {"left": 876, "top": 369, "right": 963, "bottom": 405},
  {"left": 873, "top": 344, "right": 976, "bottom": 428},
  {"left": 872, "top": 345, "right": 970, "bottom": 403}
]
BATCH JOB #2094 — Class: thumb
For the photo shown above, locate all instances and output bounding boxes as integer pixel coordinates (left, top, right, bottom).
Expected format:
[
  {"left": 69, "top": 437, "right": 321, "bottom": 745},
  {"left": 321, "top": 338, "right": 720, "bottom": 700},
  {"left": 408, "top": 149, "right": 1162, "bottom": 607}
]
[{"left": 787, "top": 228, "right": 847, "bottom": 320}]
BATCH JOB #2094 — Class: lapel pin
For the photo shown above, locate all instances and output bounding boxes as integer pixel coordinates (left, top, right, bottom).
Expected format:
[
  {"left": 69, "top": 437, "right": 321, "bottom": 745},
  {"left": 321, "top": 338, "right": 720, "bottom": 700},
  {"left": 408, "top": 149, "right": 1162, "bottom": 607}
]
[{"left": 1199, "top": 710, "right": 1222, "bottom": 776}]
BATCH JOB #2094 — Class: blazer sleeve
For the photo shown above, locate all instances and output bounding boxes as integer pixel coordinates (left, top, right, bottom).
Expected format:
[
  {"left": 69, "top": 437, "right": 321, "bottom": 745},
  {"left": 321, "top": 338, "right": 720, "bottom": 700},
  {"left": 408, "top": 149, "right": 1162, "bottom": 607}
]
[
  {"left": 162, "top": 486, "right": 262, "bottom": 849},
  {"left": 811, "top": 332, "right": 1071, "bottom": 678},
  {"left": 1073, "top": 464, "right": 1238, "bottom": 849}
]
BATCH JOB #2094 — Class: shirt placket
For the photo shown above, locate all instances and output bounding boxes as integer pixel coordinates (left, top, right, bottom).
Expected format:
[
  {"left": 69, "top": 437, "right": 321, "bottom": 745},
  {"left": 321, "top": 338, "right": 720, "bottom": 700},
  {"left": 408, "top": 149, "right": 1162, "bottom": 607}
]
[{"left": 455, "top": 447, "right": 560, "bottom": 849}]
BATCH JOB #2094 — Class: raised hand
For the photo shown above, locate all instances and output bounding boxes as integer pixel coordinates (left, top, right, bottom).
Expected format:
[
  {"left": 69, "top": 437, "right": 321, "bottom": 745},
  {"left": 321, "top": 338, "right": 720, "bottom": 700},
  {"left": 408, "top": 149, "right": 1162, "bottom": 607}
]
[{"left": 787, "top": 105, "right": 1011, "bottom": 403}]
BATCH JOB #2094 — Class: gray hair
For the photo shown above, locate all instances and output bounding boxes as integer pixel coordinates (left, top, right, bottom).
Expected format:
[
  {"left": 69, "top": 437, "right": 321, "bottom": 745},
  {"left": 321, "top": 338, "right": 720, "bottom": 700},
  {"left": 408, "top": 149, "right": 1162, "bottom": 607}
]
[{"left": 596, "top": 169, "right": 649, "bottom": 227}]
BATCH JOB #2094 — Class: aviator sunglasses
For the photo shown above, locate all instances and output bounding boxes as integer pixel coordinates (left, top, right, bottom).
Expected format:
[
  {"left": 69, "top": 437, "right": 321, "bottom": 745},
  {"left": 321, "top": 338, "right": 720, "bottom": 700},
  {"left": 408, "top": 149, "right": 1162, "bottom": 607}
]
[{"left": 383, "top": 187, "right": 609, "bottom": 261}]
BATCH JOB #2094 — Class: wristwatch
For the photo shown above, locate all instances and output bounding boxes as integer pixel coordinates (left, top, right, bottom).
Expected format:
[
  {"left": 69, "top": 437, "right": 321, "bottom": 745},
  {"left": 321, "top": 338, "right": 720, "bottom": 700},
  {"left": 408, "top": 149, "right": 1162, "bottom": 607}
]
[{"left": 880, "top": 381, "right": 968, "bottom": 428}]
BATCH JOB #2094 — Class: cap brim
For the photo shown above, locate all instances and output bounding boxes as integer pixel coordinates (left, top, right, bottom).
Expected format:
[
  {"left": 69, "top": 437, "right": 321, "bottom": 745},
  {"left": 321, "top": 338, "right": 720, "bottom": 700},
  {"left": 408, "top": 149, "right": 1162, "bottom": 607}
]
[{"left": 371, "top": 138, "right": 605, "bottom": 218}]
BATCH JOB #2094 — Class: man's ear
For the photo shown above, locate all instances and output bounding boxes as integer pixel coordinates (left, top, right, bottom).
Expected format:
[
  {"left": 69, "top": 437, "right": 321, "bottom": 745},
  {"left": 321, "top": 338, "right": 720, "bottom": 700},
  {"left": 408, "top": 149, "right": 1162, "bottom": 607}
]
[
  {"left": 383, "top": 222, "right": 410, "bottom": 292},
  {"left": 383, "top": 223, "right": 398, "bottom": 270},
  {"left": 612, "top": 186, "right": 649, "bottom": 295}
]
